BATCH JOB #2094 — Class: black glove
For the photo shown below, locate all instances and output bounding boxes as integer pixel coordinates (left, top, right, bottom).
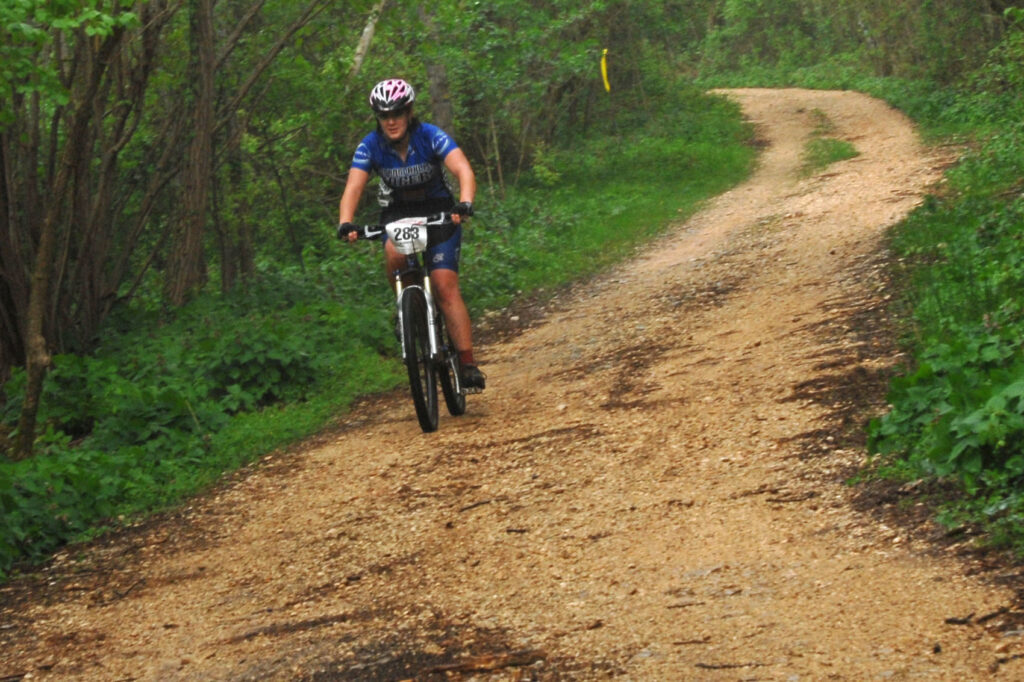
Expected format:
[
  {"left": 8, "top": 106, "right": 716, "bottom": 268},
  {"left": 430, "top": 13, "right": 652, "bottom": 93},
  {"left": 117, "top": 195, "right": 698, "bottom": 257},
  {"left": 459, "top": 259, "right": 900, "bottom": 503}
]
[
  {"left": 337, "top": 222, "right": 359, "bottom": 240},
  {"left": 453, "top": 201, "right": 474, "bottom": 217}
]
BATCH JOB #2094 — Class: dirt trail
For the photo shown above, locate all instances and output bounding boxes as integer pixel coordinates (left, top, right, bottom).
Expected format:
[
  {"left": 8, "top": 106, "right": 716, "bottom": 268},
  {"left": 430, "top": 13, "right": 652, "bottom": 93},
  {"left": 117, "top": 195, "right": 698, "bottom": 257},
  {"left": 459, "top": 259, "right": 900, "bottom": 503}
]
[{"left": 4, "top": 88, "right": 1024, "bottom": 681}]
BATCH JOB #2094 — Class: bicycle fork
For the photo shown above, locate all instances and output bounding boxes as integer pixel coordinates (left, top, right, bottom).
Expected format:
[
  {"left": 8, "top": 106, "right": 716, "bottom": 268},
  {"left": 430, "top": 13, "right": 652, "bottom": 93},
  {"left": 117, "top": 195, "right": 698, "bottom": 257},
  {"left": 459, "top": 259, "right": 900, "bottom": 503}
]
[{"left": 393, "top": 272, "right": 442, "bottom": 363}]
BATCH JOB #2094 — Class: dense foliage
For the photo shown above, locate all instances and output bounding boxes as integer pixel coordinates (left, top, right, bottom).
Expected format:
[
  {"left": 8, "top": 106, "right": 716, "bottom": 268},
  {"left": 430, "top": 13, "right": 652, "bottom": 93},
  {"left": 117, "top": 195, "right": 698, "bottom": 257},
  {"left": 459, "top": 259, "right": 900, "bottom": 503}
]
[{"left": 3, "top": 0, "right": 1024, "bottom": 575}]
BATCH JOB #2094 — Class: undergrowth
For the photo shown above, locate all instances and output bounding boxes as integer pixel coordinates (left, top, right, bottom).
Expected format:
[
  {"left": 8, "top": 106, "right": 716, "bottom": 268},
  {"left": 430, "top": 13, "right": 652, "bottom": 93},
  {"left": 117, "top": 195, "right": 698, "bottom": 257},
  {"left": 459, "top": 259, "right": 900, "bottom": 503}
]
[{"left": 867, "top": 124, "right": 1024, "bottom": 550}]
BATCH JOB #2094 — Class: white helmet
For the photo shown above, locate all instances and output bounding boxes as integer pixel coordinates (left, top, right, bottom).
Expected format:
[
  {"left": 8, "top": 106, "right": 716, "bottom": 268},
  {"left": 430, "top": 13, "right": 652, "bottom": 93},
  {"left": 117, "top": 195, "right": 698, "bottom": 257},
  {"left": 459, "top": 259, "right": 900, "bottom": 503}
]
[{"left": 369, "top": 79, "right": 415, "bottom": 114}]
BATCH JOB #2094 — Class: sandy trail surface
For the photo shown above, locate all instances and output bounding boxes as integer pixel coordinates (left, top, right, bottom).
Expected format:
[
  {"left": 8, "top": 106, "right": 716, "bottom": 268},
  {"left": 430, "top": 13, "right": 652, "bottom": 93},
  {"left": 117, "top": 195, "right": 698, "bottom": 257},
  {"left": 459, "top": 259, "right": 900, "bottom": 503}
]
[{"left": 4, "top": 88, "right": 1024, "bottom": 681}]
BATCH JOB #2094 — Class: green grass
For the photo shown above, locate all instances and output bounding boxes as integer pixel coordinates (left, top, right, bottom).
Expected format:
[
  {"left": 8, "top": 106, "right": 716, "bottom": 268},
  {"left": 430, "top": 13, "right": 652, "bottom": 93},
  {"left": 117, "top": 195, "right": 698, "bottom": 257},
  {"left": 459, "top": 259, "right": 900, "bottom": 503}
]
[
  {"left": 793, "top": 109, "right": 860, "bottom": 178},
  {"left": 799, "top": 137, "right": 859, "bottom": 177}
]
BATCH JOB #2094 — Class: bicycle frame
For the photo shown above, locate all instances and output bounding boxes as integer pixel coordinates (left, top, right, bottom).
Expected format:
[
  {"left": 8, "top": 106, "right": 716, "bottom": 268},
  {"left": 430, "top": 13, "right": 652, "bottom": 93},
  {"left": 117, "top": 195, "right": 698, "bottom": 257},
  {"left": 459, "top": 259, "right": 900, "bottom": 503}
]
[{"left": 346, "top": 212, "right": 467, "bottom": 428}]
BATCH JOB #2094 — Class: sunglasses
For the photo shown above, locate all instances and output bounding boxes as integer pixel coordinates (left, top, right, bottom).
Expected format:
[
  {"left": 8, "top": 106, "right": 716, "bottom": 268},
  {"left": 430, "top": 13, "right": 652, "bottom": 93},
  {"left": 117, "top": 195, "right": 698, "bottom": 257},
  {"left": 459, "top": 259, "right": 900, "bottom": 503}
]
[{"left": 377, "top": 107, "right": 409, "bottom": 121}]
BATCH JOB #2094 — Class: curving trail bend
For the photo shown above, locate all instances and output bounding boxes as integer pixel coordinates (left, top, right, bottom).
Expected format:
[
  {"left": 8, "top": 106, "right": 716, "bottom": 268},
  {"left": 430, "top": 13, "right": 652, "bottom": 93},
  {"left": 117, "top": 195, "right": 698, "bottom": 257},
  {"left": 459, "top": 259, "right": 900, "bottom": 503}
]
[{"left": 4, "top": 89, "right": 1023, "bottom": 680}]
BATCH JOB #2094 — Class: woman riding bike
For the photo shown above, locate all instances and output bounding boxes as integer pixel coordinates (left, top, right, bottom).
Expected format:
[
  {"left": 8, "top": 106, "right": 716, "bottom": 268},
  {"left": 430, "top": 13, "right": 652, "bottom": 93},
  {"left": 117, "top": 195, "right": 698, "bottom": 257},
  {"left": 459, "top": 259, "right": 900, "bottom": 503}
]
[{"left": 338, "top": 78, "right": 485, "bottom": 390}]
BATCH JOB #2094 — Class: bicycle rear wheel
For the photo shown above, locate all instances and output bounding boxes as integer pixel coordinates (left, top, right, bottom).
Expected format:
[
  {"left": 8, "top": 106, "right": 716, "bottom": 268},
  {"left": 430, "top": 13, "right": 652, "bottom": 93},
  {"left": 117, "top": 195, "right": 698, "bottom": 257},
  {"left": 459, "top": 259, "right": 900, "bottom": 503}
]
[
  {"left": 436, "top": 314, "right": 466, "bottom": 416},
  {"left": 401, "top": 287, "right": 438, "bottom": 432}
]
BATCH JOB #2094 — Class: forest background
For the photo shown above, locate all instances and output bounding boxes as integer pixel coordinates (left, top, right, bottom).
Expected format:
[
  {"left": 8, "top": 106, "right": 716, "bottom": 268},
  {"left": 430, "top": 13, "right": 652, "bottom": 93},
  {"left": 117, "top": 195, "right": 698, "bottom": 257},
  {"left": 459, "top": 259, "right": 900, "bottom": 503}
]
[{"left": 1, "top": 0, "right": 1022, "bottom": 578}]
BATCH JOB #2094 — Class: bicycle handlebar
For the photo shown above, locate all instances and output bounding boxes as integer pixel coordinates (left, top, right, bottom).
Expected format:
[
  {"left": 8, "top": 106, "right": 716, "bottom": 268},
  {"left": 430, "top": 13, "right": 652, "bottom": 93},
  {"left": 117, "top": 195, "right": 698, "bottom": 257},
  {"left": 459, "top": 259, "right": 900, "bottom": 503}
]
[{"left": 338, "top": 211, "right": 457, "bottom": 242}]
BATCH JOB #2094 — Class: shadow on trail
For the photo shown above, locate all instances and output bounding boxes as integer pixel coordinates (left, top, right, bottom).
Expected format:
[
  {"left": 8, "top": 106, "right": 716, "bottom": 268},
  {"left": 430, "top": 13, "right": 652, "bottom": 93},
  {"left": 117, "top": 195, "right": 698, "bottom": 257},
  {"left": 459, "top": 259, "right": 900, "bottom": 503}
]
[{"left": 295, "top": 616, "right": 619, "bottom": 681}]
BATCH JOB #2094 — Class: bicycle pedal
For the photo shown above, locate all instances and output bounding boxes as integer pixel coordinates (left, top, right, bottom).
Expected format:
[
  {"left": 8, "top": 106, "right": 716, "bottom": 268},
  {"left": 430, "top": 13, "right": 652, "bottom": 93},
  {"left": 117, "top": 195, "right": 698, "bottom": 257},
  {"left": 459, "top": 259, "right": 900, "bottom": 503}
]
[{"left": 464, "top": 387, "right": 483, "bottom": 395}]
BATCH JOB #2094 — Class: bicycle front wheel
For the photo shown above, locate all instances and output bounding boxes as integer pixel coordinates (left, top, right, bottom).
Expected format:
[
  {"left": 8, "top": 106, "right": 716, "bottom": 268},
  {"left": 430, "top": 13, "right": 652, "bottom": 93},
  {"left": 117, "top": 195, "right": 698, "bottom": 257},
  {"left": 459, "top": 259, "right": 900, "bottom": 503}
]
[{"left": 401, "top": 287, "right": 438, "bottom": 432}]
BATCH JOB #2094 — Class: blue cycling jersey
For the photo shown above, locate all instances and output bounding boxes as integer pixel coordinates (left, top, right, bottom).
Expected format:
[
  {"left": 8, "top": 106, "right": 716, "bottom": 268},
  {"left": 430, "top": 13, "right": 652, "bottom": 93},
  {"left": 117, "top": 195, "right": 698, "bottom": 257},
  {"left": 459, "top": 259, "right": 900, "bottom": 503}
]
[{"left": 351, "top": 122, "right": 458, "bottom": 207}]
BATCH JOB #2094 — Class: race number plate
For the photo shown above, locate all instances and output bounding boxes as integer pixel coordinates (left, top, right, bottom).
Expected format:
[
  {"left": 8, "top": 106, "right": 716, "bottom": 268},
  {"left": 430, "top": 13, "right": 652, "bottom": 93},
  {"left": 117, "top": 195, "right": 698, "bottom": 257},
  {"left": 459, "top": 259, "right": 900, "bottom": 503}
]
[{"left": 386, "top": 218, "right": 428, "bottom": 255}]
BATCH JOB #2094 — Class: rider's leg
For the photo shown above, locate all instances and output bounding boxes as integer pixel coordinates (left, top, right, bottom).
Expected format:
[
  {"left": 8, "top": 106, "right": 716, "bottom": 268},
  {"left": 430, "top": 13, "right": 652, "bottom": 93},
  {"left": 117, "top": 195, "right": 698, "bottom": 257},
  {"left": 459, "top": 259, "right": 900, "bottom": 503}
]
[
  {"left": 383, "top": 240, "right": 408, "bottom": 288},
  {"left": 429, "top": 268, "right": 473, "bottom": 361},
  {"left": 427, "top": 232, "right": 485, "bottom": 389}
]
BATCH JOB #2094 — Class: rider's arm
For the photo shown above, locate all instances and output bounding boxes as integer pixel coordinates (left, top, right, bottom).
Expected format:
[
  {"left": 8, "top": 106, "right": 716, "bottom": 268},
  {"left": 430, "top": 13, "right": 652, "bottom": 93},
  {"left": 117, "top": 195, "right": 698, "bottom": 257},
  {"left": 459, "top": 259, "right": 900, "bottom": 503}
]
[
  {"left": 339, "top": 167, "right": 371, "bottom": 224},
  {"left": 443, "top": 148, "right": 476, "bottom": 222},
  {"left": 338, "top": 167, "right": 371, "bottom": 241}
]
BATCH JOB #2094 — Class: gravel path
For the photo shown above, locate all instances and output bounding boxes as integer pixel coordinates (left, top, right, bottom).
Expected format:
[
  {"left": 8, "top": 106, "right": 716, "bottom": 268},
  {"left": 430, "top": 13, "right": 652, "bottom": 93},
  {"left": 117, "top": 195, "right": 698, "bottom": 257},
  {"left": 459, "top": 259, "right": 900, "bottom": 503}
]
[{"left": 3, "top": 88, "right": 1023, "bottom": 681}]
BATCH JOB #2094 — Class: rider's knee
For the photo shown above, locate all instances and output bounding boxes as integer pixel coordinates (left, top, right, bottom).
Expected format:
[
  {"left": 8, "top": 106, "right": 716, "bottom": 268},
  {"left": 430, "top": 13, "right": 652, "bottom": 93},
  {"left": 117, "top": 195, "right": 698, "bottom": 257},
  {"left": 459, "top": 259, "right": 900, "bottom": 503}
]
[{"left": 430, "top": 271, "right": 461, "bottom": 303}]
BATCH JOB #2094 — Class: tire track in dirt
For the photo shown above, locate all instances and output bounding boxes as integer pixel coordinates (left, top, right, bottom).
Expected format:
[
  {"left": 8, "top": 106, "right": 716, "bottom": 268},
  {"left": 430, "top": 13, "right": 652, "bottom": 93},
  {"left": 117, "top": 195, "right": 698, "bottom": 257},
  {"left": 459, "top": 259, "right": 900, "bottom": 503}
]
[{"left": 3, "top": 89, "right": 1023, "bottom": 681}]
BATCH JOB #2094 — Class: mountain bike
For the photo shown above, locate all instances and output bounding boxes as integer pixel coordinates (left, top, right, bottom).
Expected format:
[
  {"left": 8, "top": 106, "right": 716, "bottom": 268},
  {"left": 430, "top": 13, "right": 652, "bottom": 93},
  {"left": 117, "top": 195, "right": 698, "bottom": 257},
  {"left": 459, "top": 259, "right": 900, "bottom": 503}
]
[{"left": 341, "top": 213, "right": 468, "bottom": 432}]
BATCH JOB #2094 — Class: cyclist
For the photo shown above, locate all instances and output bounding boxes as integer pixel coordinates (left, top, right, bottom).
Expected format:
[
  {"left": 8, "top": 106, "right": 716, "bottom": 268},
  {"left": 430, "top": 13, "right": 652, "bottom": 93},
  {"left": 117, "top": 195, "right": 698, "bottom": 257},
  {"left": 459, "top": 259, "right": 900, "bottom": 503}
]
[{"left": 338, "top": 78, "right": 485, "bottom": 390}]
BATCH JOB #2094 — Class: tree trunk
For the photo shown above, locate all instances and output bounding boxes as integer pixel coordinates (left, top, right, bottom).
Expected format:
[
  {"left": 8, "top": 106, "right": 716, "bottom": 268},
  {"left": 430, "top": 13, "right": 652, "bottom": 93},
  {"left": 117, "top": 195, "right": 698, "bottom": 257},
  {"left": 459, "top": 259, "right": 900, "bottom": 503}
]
[
  {"left": 166, "top": 0, "right": 216, "bottom": 305},
  {"left": 15, "top": 218, "right": 58, "bottom": 458},
  {"left": 489, "top": 114, "right": 505, "bottom": 199},
  {"left": 350, "top": 0, "right": 388, "bottom": 82},
  {"left": 0, "top": 135, "right": 29, "bottom": 385}
]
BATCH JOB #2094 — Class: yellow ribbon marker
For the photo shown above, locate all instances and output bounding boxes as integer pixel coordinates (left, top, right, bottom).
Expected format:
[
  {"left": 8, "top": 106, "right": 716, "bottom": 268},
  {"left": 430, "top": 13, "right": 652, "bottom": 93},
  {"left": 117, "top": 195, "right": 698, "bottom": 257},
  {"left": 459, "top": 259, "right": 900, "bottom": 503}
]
[{"left": 601, "top": 48, "right": 611, "bottom": 92}]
